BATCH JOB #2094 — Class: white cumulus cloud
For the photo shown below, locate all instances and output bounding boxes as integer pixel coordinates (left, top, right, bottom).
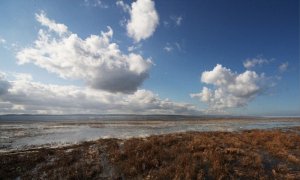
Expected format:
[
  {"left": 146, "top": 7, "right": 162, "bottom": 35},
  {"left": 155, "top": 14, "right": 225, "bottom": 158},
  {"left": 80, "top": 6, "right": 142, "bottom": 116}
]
[
  {"left": 125, "top": 0, "right": 159, "bottom": 42},
  {"left": 17, "top": 12, "right": 152, "bottom": 93},
  {"left": 191, "top": 64, "right": 271, "bottom": 110}
]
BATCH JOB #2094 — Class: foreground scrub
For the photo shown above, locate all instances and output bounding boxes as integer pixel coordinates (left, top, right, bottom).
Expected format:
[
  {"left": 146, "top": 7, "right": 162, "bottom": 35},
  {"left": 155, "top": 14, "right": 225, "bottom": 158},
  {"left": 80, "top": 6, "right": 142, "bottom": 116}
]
[{"left": 1, "top": 127, "right": 300, "bottom": 179}]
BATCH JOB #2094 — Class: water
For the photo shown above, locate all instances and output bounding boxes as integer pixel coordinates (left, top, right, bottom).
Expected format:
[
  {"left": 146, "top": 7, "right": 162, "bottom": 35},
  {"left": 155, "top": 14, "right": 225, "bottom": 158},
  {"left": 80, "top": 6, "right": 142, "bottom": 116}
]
[{"left": 0, "top": 115, "right": 299, "bottom": 151}]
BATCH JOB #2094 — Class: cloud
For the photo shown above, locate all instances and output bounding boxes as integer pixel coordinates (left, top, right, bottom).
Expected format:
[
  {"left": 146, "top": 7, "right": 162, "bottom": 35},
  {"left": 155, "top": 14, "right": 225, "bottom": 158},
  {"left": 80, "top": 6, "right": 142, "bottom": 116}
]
[
  {"left": 84, "top": 0, "right": 109, "bottom": 8},
  {"left": 17, "top": 12, "right": 152, "bottom": 93},
  {"left": 243, "top": 57, "right": 270, "bottom": 69},
  {"left": 0, "top": 37, "right": 9, "bottom": 50},
  {"left": 0, "top": 37, "right": 6, "bottom": 44},
  {"left": 116, "top": 0, "right": 130, "bottom": 12},
  {"left": 128, "top": 43, "right": 142, "bottom": 52},
  {"left": 0, "top": 73, "right": 11, "bottom": 95},
  {"left": 163, "top": 42, "right": 182, "bottom": 53},
  {"left": 0, "top": 39, "right": 22, "bottom": 51},
  {"left": 163, "top": 21, "right": 169, "bottom": 27},
  {"left": 35, "top": 11, "right": 68, "bottom": 36},
  {"left": 125, "top": 0, "right": 159, "bottom": 42},
  {"left": 191, "top": 64, "right": 271, "bottom": 110},
  {"left": 163, "top": 15, "right": 183, "bottom": 27},
  {"left": 278, "top": 62, "right": 288, "bottom": 73},
  {"left": 170, "top": 15, "right": 183, "bottom": 26},
  {"left": 164, "top": 43, "right": 173, "bottom": 52},
  {"left": 0, "top": 74, "right": 199, "bottom": 115},
  {"left": 174, "top": 42, "right": 182, "bottom": 51}
]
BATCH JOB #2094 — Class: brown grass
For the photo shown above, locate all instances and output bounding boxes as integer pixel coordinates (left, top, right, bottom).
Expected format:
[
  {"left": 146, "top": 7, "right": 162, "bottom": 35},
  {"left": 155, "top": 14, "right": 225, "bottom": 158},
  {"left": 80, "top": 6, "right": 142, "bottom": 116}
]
[{"left": 1, "top": 127, "right": 300, "bottom": 179}]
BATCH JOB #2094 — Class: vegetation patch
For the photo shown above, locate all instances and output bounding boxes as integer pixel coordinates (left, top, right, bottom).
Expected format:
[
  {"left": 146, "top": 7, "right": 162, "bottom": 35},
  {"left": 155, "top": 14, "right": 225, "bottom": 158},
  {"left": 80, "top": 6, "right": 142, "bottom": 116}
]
[{"left": 1, "top": 127, "right": 300, "bottom": 179}]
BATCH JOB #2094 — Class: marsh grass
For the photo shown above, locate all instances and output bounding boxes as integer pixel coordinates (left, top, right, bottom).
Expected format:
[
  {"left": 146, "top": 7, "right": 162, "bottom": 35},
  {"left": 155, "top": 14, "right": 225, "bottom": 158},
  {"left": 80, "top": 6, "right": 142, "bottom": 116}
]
[{"left": 1, "top": 127, "right": 300, "bottom": 179}]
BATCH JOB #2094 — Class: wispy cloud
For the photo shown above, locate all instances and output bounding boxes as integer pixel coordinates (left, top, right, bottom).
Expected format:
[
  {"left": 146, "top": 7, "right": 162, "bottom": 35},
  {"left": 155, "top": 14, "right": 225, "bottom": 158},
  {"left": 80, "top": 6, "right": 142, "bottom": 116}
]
[
  {"left": 116, "top": 0, "right": 130, "bottom": 12},
  {"left": 170, "top": 15, "right": 183, "bottom": 26},
  {"left": 128, "top": 43, "right": 142, "bottom": 52},
  {"left": 243, "top": 57, "right": 271, "bottom": 69},
  {"left": 163, "top": 42, "right": 183, "bottom": 53},
  {"left": 163, "top": 21, "right": 169, "bottom": 27},
  {"left": 0, "top": 37, "right": 6, "bottom": 44},
  {"left": 83, "top": 0, "right": 109, "bottom": 8},
  {"left": 164, "top": 43, "right": 173, "bottom": 52},
  {"left": 164, "top": 15, "right": 183, "bottom": 27},
  {"left": 0, "top": 37, "right": 21, "bottom": 51},
  {"left": 35, "top": 11, "right": 68, "bottom": 36},
  {"left": 174, "top": 42, "right": 182, "bottom": 51},
  {"left": 278, "top": 62, "right": 289, "bottom": 73}
]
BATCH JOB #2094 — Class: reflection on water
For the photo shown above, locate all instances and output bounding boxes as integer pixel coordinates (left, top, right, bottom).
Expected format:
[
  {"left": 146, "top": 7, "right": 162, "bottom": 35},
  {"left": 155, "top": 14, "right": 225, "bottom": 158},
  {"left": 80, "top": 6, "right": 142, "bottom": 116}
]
[{"left": 0, "top": 115, "right": 299, "bottom": 151}]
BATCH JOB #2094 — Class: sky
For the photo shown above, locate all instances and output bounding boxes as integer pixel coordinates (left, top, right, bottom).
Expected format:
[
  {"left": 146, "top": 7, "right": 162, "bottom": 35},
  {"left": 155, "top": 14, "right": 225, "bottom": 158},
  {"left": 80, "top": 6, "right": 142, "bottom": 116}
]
[{"left": 0, "top": 0, "right": 299, "bottom": 116}]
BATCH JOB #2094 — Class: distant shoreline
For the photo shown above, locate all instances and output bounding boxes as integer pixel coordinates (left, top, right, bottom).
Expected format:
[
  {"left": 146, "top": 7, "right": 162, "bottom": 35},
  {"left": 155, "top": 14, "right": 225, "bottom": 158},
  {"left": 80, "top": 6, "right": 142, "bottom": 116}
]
[{"left": 1, "top": 114, "right": 300, "bottom": 122}]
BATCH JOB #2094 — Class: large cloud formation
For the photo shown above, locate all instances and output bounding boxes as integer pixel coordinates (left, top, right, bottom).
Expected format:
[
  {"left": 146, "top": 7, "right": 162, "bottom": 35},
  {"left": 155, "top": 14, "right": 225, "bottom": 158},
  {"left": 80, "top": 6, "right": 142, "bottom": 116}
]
[
  {"left": 0, "top": 73, "right": 11, "bottom": 95},
  {"left": 17, "top": 12, "right": 152, "bottom": 93},
  {"left": 191, "top": 64, "right": 270, "bottom": 110},
  {"left": 0, "top": 11, "right": 201, "bottom": 115},
  {"left": 122, "top": 0, "right": 159, "bottom": 42},
  {"left": 0, "top": 73, "right": 199, "bottom": 115}
]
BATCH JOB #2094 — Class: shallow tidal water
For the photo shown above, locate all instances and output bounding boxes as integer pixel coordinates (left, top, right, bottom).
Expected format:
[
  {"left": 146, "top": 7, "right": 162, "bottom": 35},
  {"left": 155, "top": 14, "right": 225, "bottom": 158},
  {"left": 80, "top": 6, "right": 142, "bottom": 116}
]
[{"left": 0, "top": 115, "right": 299, "bottom": 151}]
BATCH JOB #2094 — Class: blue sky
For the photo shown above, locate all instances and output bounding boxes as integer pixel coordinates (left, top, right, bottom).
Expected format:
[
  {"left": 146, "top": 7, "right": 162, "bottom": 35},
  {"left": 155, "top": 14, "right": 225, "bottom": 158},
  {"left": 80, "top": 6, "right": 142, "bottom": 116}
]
[{"left": 0, "top": 0, "right": 299, "bottom": 116}]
